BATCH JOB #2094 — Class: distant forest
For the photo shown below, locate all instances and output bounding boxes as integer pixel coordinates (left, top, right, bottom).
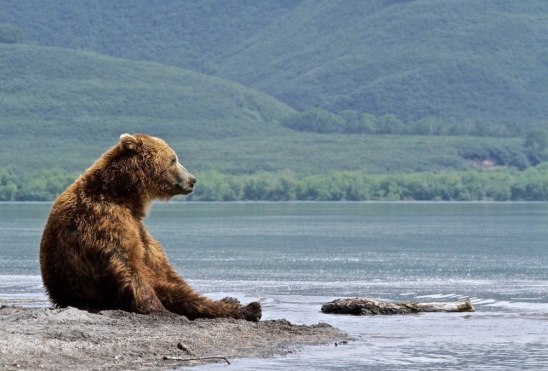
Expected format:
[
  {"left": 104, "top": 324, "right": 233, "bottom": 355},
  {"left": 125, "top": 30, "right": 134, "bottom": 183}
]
[
  {"left": 2, "top": 167, "right": 548, "bottom": 202},
  {"left": 282, "top": 108, "right": 548, "bottom": 139}
]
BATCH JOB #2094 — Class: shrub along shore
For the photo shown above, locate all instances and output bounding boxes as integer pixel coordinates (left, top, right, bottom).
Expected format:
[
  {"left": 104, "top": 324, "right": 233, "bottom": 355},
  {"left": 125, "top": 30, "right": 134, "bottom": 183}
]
[{"left": 1, "top": 165, "right": 547, "bottom": 202}]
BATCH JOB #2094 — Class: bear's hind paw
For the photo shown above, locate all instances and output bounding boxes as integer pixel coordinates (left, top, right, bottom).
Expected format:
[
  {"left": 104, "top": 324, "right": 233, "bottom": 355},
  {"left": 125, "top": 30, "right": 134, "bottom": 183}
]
[{"left": 241, "top": 301, "right": 262, "bottom": 322}]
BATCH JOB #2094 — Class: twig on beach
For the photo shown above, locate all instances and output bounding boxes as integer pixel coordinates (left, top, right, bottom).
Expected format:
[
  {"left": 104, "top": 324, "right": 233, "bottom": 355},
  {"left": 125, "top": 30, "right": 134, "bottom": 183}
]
[
  {"left": 176, "top": 341, "right": 194, "bottom": 355},
  {"left": 163, "top": 355, "right": 231, "bottom": 365}
]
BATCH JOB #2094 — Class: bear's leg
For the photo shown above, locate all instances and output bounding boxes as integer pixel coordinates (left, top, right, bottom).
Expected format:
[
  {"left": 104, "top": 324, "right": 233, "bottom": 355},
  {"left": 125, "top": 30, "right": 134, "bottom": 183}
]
[
  {"left": 104, "top": 259, "right": 168, "bottom": 314},
  {"left": 153, "top": 280, "right": 261, "bottom": 321},
  {"left": 122, "top": 276, "right": 169, "bottom": 314}
]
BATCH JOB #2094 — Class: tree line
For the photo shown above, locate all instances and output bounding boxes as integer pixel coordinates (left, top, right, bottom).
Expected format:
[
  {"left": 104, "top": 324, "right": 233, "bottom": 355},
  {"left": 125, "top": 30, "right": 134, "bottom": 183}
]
[
  {"left": 0, "top": 168, "right": 74, "bottom": 201},
  {"left": 2, "top": 166, "right": 547, "bottom": 202},
  {"left": 186, "top": 168, "right": 548, "bottom": 202},
  {"left": 282, "top": 108, "right": 548, "bottom": 139}
]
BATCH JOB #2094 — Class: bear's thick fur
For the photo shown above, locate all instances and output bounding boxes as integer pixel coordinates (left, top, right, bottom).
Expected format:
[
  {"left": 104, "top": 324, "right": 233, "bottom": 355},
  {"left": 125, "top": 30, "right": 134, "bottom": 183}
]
[{"left": 40, "top": 134, "right": 261, "bottom": 321}]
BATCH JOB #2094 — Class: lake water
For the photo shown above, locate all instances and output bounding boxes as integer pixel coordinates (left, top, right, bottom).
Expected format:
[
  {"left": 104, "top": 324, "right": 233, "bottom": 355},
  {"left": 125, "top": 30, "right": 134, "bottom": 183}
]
[{"left": 0, "top": 202, "right": 547, "bottom": 370}]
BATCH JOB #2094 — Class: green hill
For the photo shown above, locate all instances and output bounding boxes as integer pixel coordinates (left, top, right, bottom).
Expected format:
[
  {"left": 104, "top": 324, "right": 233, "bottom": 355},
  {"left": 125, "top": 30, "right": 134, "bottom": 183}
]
[
  {"left": 0, "top": 0, "right": 299, "bottom": 73},
  {"left": 0, "top": 24, "right": 544, "bottom": 201},
  {"left": 0, "top": 43, "right": 530, "bottom": 177},
  {"left": 218, "top": 0, "right": 548, "bottom": 126},
  {"left": 0, "top": 43, "right": 294, "bottom": 172},
  {"left": 2, "top": 0, "right": 547, "bottom": 127}
]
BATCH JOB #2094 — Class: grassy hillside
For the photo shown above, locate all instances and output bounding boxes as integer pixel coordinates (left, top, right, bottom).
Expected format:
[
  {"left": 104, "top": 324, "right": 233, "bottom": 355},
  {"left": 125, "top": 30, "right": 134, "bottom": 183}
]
[
  {"left": 1, "top": 43, "right": 529, "bottom": 176},
  {"left": 219, "top": 0, "right": 548, "bottom": 126},
  {"left": 180, "top": 134, "right": 525, "bottom": 175},
  {"left": 0, "top": 41, "right": 540, "bottom": 201},
  {"left": 0, "top": 43, "right": 294, "bottom": 172},
  {"left": 0, "top": 0, "right": 300, "bottom": 73},
  {"left": 2, "top": 0, "right": 547, "bottom": 128}
]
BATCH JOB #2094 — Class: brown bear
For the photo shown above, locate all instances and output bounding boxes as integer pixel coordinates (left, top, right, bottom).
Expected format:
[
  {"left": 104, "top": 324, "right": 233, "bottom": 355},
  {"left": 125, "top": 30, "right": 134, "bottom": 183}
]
[{"left": 40, "top": 133, "right": 261, "bottom": 321}]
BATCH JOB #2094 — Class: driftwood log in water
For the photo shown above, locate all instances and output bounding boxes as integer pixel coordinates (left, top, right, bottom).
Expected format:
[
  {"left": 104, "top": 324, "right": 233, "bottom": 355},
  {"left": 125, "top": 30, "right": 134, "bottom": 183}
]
[{"left": 321, "top": 298, "right": 474, "bottom": 315}]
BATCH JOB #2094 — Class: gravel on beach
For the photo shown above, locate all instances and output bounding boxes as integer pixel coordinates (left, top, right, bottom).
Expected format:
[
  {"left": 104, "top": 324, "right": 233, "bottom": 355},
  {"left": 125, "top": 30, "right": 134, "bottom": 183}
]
[{"left": 0, "top": 303, "right": 348, "bottom": 370}]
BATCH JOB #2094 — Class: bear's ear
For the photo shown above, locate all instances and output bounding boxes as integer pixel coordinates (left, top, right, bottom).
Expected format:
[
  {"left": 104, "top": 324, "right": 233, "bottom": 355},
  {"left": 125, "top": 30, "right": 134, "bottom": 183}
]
[{"left": 119, "top": 133, "right": 139, "bottom": 151}]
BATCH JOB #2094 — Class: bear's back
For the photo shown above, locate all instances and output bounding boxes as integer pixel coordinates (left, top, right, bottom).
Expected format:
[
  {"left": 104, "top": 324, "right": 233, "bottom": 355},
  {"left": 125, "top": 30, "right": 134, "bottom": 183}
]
[{"left": 40, "top": 181, "right": 136, "bottom": 309}]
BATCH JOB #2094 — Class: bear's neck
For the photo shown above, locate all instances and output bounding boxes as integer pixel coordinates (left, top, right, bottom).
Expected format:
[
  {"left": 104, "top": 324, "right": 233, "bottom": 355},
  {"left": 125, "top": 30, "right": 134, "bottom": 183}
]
[{"left": 81, "top": 168, "right": 151, "bottom": 219}]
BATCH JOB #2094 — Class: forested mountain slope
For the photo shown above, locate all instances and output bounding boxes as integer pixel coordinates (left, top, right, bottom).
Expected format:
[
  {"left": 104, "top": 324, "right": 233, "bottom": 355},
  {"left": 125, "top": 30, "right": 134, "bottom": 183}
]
[
  {"left": 0, "top": 0, "right": 300, "bottom": 73},
  {"left": 0, "top": 43, "right": 294, "bottom": 172},
  {"left": 1, "top": 1, "right": 547, "bottom": 201},
  {"left": 2, "top": 0, "right": 547, "bottom": 127},
  {"left": 219, "top": 0, "right": 548, "bottom": 126}
]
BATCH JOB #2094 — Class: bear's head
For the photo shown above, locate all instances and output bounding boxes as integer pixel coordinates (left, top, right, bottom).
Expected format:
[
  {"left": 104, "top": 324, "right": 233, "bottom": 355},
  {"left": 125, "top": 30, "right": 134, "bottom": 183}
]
[{"left": 114, "top": 133, "right": 196, "bottom": 199}]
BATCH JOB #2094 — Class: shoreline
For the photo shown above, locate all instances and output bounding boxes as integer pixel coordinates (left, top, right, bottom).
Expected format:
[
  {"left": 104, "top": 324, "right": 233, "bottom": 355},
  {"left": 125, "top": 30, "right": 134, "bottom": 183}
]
[{"left": 0, "top": 303, "right": 348, "bottom": 370}]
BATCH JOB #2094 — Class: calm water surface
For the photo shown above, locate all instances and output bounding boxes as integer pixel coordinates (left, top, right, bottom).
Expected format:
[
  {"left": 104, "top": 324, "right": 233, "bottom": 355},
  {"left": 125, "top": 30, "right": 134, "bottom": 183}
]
[{"left": 0, "top": 202, "right": 546, "bottom": 370}]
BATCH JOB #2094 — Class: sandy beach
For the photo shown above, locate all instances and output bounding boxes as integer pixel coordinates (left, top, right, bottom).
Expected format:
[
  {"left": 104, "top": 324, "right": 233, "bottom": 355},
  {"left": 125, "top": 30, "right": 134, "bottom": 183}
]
[{"left": 0, "top": 302, "right": 348, "bottom": 370}]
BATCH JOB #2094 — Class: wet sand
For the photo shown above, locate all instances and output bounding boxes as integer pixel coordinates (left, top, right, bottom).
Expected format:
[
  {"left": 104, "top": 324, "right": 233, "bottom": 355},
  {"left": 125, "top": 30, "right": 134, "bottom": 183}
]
[{"left": 0, "top": 302, "right": 348, "bottom": 370}]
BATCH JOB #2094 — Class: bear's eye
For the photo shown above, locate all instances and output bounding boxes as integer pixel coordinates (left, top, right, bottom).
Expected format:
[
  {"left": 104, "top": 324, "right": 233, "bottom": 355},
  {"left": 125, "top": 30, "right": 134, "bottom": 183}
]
[{"left": 171, "top": 157, "right": 177, "bottom": 165}]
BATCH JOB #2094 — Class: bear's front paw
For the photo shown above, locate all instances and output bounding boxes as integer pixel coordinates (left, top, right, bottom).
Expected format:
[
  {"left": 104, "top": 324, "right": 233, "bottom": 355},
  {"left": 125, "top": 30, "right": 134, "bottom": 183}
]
[
  {"left": 241, "top": 301, "right": 262, "bottom": 322},
  {"left": 221, "top": 296, "right": 241, "bottom": 305}
]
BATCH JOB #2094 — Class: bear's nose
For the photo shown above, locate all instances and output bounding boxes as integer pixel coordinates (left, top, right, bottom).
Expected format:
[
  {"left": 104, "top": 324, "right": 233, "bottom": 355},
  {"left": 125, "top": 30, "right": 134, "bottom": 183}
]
[{"left": 190, "top": 176, "right": 197, "bottom": 185}]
